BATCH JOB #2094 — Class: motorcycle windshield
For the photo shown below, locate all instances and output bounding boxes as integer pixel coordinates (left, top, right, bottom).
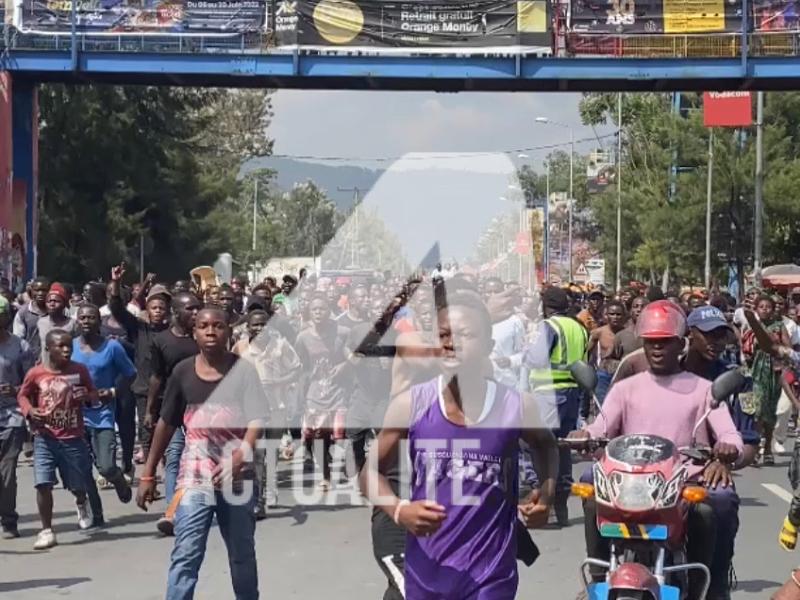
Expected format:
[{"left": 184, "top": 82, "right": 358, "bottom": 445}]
[{"left": 606, "top": 434, "right": 676, "bottom": 466}]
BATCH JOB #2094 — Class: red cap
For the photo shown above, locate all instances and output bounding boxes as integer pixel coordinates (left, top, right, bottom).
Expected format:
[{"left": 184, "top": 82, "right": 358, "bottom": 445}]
[
  {"left": 635, "top": 300, "right": 687, "bottom": 339},
  {"left": 48, "top": 283, "right": 68, "bottom": 303}
]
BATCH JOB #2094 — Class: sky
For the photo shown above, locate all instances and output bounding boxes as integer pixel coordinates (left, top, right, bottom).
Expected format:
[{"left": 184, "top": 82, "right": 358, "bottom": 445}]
[
  {"left": 268, "top": 90, "right": 614, "bottom": 170},
  {"left": 267, "top": 91, "right": 616, "bottom": 269}
]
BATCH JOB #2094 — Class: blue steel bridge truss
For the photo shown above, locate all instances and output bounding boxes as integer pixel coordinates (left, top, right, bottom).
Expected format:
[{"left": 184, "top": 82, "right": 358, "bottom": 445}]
[{"left": 3, "top": 31, "right": 800, "bottom": 91}]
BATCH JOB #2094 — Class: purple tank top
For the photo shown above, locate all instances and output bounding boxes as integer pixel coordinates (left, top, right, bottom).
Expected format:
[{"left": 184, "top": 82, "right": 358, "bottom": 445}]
[{"left": 405, "top": 377, "right": 522, "bottom": 600}]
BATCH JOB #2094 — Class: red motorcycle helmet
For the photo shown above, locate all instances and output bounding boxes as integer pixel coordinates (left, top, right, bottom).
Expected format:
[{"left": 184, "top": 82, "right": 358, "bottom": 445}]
[{"left": 635, "top": 300, "right": 687, "bottom": 339}]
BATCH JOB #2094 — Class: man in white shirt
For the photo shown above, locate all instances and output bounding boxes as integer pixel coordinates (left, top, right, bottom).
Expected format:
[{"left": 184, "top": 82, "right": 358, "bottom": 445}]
[{"left": 485, "top": 278, "right": 525, "bottom": 389}]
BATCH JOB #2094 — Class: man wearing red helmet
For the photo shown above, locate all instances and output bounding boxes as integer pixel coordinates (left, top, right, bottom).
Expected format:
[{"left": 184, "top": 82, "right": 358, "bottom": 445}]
[{"left": 571, "top": 300, "right": 743, "bottom": 600}]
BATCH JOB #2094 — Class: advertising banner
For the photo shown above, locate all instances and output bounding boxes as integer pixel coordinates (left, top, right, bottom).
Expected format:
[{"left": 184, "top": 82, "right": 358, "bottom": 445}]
[
  {"left": 274, "top": 0, "right": 551, "bottom": 50},
  {"left": 17, "top": 0, "right": 267, "bottom": 35},
  {"left": 569, "top": 0, "right": 741, "bottom": 34},
  {"left": 703, "top": 91, "right": 752, "bottom": 127},
  {"left": 753, "top": 0, "right": 800, "bottom": 31}
]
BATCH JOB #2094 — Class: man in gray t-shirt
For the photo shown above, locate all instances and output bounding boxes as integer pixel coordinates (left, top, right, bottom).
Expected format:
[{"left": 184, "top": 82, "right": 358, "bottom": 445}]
[
  {"left": 0, "top": 295, "right": 35, "bottom": 538},
  {"left": 36, "top": 284, "right": 78, "bottom": 363}
]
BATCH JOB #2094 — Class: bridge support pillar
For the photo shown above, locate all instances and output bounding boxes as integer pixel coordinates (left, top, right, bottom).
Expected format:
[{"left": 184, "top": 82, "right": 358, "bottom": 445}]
[{"left": 0, "top": 74, "right": 37, "bottom": 288}]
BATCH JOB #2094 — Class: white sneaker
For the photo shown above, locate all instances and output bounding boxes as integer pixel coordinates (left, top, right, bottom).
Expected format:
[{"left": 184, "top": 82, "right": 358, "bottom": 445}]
[
  {"left": 774, "top": 440, "right": 788, "bottom": 455},
  {"left": 33, "top": 528, "right": 57, "bottom": 550},
  {"left": 76, "top": 502, "right": 92, "bottom": 530}
]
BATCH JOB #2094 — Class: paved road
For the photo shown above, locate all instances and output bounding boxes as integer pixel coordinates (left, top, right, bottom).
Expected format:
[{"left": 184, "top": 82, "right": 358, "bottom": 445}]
[{"left": 1, "top": 445, "right": 798, "bottom": 599}]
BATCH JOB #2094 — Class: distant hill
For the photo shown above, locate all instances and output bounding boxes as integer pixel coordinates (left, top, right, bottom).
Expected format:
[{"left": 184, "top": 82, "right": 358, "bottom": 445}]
[{"left": 244, "top": 156, "right": 383, "bottom": 211}]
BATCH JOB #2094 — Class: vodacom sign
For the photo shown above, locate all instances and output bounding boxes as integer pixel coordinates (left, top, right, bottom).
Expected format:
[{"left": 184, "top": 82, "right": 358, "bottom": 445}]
[{"left": 703, "top": 91, "right": 753, "bottom": 127}]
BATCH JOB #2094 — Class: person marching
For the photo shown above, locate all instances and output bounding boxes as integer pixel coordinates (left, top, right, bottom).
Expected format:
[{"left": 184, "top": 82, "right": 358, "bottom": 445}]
[
  {"left": 522, "top": 286, "right": 588, "bottom": 526},
  {"left": 360, "top": 288, "right": 557, "bottom": 599},
  {"left": 17, "top": 329, "right": 98, "bottom": 549},
  {"left": 72, "top": 303, "right": 137, "bottom": 527},
  {"left": 137, "top": 305, "right": 266, "bottom": 600}
]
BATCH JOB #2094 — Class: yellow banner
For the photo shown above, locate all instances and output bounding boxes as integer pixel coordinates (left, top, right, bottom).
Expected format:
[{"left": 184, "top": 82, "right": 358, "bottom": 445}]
[{"left": 663, "top": 0, "right": 725, "bottom": 33}]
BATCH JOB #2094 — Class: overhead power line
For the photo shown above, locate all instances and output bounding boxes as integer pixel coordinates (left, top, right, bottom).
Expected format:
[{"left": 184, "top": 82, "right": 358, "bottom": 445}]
[{"left": 268, "top": 132, "right": 617, "bottom": 164}]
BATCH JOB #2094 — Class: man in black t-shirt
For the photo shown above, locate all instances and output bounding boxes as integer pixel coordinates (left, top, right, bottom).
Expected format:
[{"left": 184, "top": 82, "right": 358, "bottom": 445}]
[
  {"left": 146, "top": 291, "right": 201, "bottom": 536},
  {"left": 137, "top": 305, "right": 266, "bottom": 600},
  {"left": 336, "top": 285, "right": 369, "bottom": 331}
]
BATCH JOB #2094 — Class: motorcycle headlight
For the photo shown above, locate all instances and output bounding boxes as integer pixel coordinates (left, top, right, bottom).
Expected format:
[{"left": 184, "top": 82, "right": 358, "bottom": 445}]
[
  {"left": 609, "top": 471, "right": 665, "bottom": 511},
  {"left": 656, "top": 466, "right": 687, "bottom": 509},
  {"left": 593, "top": 463, "right": 612, "bottom": 504}
]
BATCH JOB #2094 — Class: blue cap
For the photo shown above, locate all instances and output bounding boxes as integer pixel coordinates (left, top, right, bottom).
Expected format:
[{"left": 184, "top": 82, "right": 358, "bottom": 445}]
[{"left": 687, "top": 306, "right": 729, "bottom": 332}]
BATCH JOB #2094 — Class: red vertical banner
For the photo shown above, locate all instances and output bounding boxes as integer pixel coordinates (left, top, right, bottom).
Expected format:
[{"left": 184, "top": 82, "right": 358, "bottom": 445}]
[
  {"left": 31, "top": 87, "right": 38, "bottom": 275},
  {"left": 703, "top": 92, "right": 753, "bottom": 127},
  {"left": 0, "top": 73, "right": 12, "bottom": 231}
]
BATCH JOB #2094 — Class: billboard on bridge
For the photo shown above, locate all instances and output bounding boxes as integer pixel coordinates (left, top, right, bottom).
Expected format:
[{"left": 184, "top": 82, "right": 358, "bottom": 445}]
[
  {"left": 15, "top": 0, "right": 267, "bottom": 35},
  {"left": 569, "top": 0, "right": 742, "bottom": 33},
  {"left": 273, "top": 0, "right": 551, "bottom": 52},
  {"left": 753, "top": 0, "right": 800, "bottom": 30}
]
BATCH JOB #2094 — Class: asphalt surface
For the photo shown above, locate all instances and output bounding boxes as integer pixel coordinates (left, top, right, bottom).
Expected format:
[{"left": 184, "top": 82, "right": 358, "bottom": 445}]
[{"left": 0, "top": 443, "right": 798, "bottom": 599}]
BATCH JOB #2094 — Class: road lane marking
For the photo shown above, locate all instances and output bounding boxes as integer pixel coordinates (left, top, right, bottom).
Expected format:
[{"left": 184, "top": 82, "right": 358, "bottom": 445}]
[{"left": 763, "top": 483, "right": 794, "bottom": 503}]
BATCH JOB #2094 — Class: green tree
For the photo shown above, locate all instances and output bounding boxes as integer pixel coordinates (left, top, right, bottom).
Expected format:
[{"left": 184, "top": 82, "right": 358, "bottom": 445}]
[
  {"left": 577, "top": 91, "right": 800, "bottom": 289},
  {"left": 37, "top": 85, "right": 272, "bottom": 283}
]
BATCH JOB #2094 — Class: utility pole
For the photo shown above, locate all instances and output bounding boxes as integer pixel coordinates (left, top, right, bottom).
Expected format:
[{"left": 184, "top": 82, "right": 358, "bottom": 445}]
[
  {"left": 252, "top": 179, "right": 258, "bottom": 254},
  {"left": 616, "top": 93, "right": 623, "bottom": 292},
  {"left": 338, "top": 187, "right": 362, "bottom": 268},
  {"left": 139, "top": 232, "right": 145, "bottom": 284},
  {"left": 545, "top": 163, "right": 550, "bottom": 283},
  {"left": 705, "top": 129, "right": 714, "bottom": 290},
  {"left": 252, "top": 179, "right": 258, "bottom": 284},
  {"left": 754, "top": 91, "right": 764, "bottom": 285},
  {"left": 568, "top": 128, "right": 574, "bottom": 282},
  {"left": 519, "top": 206, "right": 524, "bottom": 286}
]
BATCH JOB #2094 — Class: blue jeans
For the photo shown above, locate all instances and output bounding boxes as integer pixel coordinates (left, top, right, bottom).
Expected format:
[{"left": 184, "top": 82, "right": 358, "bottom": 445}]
[
  {"left": 164, "top": 427, "right": 185, "bottom": 507},
  {"left": 85, "top": 426, "right": 126, "bottom": 520},
  {"left": 555, "top": 387, "right": 580, "bottom": 500},
  {"left": 33, "top": 435, "right": 91, "bottom": 492},
  {"left": 166, "top": 487, "right": 258, "bottom": 600},
  {"left": 707, "top": 485, "right": 739, "bottom": 596},
  {"left": 525, "top": 387, "right": 581, "bottom": 499}
]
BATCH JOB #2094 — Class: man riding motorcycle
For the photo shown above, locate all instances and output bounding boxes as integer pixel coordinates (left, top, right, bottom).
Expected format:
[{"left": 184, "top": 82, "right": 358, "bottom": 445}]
[{"left": 569, "top": 300, "right": 744, "bottom": 600}]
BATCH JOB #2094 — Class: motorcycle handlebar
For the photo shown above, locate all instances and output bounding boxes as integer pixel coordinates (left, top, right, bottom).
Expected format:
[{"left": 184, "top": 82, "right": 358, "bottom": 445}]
[{"left": 557, "top": 437, "right": 610, "bottom": 451}]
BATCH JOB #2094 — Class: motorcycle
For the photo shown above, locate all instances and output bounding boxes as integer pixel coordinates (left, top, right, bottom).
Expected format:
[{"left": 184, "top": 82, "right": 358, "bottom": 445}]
[{"left": 565, "top": 361, "right": 745, "bottom": 600}]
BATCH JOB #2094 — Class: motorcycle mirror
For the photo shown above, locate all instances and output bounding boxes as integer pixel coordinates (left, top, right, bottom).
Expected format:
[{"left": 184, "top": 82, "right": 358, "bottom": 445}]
[
  {"left": 681, "top": 446, "right": 711, "bottom": 463},
  {"left": 710, "top": 370, "right": 746, "bottom": 408},
  {"left": 681, "top": 447, "right": 710, "bottom": 463},
  {"left": 570, "top": 360, "right": 598, "bottom": 393}
]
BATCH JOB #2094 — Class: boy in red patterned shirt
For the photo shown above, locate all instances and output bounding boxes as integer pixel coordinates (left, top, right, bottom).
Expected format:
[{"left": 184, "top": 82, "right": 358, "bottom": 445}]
[{"left": 17, "top": 329, "right": 98, "bottom": 550}]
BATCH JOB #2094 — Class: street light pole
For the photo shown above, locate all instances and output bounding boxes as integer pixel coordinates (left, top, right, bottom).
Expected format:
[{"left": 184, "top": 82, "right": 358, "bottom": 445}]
[
  {"left": 616, "top": 93, "right": 623, "bottom": 292},
  {"left": 754, "top": 91, "right": 764, "bottom": 285},
  {"left": 252, "top": 179, "right": 258, "bottom": 254},
  {"left": 545, "top": 162, "right": 550, "bottom": 283},
  {"left": 705, "top": 129, "right": 714, "bottom": 290},
  {"left": 251, "top": 179, "right": 258, "bottom": 284},
  {"left": 568, "top": 127, "right": 574, "bottom": 282}
]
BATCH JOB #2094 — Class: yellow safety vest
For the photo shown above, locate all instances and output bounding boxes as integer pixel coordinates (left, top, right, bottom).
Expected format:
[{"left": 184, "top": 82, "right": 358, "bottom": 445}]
[{"left": 529, "top": 315, "right": 588, "bottom": 391}]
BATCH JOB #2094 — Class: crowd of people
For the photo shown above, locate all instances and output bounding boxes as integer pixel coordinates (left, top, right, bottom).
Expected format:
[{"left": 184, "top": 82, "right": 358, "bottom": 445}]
[{"left": 4, "top": 261, "right": 800, "bottom": 599}]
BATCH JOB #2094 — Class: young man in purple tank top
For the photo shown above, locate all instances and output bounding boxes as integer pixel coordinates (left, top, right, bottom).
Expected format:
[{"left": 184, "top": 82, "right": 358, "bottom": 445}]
[{"left": 360, "top": 290, "right": 558, "bottom": 600}]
